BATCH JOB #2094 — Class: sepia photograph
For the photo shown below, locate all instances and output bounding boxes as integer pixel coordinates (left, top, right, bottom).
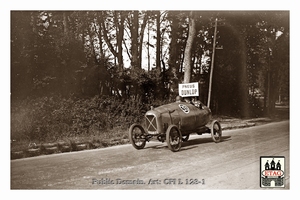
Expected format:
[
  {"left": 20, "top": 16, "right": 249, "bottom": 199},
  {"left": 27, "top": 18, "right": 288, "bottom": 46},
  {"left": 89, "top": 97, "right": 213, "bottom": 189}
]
[{"left": 5, "top": 0, "right": 299, "bottom": 198}]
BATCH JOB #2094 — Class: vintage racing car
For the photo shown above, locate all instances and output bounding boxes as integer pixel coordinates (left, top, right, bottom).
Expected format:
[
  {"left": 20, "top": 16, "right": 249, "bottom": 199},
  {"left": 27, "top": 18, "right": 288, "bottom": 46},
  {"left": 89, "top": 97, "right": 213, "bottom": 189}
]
[{"left": 128, "top": 98, "right": 222, "bottom": 152}]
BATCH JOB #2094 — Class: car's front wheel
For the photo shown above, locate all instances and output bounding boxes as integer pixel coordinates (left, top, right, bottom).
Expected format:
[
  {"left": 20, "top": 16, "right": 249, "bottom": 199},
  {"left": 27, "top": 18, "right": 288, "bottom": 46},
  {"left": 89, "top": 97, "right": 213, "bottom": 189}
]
[{"left": 129, "top": 124, "right": 146, "bottom": 150}]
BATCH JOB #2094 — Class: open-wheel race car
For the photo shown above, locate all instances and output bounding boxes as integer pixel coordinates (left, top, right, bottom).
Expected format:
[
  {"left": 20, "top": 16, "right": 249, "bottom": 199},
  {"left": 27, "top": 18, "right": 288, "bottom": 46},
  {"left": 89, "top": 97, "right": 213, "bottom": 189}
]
[{"left": 128, "top": 98, "right": 222, "bottom": 152}]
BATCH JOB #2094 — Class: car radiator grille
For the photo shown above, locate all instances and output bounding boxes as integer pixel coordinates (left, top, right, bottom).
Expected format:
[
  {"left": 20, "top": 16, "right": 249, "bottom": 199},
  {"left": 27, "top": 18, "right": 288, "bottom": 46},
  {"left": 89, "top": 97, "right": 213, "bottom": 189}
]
[{"left": 145, "top": 115, "right": 157, "bottom": 133}]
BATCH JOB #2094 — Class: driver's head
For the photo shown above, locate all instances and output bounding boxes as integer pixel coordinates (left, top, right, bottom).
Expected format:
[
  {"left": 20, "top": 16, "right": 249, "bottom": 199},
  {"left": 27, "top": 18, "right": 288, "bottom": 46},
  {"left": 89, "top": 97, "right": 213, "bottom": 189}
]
[{"left": 175, "top": 96, "right": 182, "bottom": 102}]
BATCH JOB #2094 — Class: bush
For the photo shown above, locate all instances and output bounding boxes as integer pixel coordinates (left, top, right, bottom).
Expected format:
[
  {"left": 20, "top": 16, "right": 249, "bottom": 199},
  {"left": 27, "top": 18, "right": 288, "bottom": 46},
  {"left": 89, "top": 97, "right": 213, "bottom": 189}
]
[
  {"left": 11, "top": 95, "right": 170, "bottom": 143},
  {"left": 247, "top": 95, "right": 264, "bottom": 117}
]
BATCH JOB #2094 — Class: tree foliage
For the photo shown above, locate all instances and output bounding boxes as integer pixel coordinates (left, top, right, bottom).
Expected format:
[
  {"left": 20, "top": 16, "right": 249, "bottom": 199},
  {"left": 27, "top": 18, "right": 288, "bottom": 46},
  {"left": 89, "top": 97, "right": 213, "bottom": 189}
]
[{"left": 11, "top": 11, "right": 289, "bottom": 141}]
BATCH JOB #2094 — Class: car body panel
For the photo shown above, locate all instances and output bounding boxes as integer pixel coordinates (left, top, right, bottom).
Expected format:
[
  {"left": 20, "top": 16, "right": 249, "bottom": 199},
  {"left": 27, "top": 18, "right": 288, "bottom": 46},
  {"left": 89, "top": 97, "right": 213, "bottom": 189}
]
[{"left": 144, "top": 101, "right": 211, "bottom": 135}]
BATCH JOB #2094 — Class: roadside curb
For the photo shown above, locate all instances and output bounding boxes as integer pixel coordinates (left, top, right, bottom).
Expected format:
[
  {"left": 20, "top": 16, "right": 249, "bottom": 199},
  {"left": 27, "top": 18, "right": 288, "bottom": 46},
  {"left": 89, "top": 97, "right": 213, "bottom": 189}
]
[
  {"left": 10, "top": 118, "right": 272, "bottom": 160},
  {"left": 222, "top": 122, "right": 256, "bottom": 130},
  {"left": 11, "top": 138, "right": 130, "bottom": 160},
  {"left": 219, "top": 117, "right": 272, "bottom": 130}
]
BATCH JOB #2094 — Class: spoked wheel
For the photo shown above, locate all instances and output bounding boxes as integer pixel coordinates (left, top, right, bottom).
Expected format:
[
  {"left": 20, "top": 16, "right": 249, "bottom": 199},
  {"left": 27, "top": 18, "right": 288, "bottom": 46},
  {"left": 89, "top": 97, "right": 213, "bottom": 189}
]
[
  {"left": 182, "top": 134, "right": 190, "bottom": 142},
  {"left": 210, "top": 120, "right": 222, "bottom": 143},
  {"left": 166, "top": 125, "right": 182, "bottom": 152},
  {"left": 129, "top": 124, "right": 147, "bottom": 150}
]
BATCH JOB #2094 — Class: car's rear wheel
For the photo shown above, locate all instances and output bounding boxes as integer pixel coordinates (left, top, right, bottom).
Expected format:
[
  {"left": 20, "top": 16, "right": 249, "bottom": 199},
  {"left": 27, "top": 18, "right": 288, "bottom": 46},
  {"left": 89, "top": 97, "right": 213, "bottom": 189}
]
[
  {"left": 129, "top": 124, "right": 146, "bottom": 150},
  {"left": 166, "top": 125, "right": 182, "bottom": 152},
  {"left": 211, "top": 120, "right": 222, "bottom": 143}
]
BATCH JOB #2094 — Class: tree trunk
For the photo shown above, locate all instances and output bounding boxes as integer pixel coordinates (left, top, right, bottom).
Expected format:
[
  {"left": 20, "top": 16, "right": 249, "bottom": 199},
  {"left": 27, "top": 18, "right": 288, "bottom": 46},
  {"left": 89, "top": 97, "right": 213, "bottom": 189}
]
[
  {"left": 116, "top": 11, "right": 124, "bottom": 69},
  {"left": 147, "top": 23, "right": 150, "bottom": 71},
  {"left": 167, "top": 11, "right": 180, "bottom": 96},
  {"left": 131, "top": 11, "right": 139, "bottom": 69},
  {"left": 168, "top": 12, "right": 179, "bottom": 71},
  {"left": 183, "top": 12, "right": 196, "bottom": 84},
  {"left": 99, "top": 12, "right": 118, "bottom": 59},
  {"left": 156, "top": 11, "right": 161, "bottom": 71},
  {"left": 62, "top": 12, "right": 69, "bottom": 43},
  {"left": 138, "top": 11, "right": 148, "bottom": 69}
]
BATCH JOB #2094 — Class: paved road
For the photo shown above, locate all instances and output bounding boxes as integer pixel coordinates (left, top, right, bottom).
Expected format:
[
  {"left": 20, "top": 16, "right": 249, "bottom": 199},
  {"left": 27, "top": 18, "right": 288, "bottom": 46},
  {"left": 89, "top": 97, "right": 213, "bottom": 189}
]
[{"left": 11, "top": 120, "right": 289, "bottom": 189}]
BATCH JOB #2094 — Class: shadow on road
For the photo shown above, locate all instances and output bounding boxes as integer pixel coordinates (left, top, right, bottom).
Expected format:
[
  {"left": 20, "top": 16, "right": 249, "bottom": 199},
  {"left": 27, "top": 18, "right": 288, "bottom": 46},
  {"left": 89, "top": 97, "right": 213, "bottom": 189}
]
[
  {"left": 182, "top": 135, "right": 231, "bottom": 147},
  {"left": 144, "top": 135, "right": 231, "bottom": 151}
]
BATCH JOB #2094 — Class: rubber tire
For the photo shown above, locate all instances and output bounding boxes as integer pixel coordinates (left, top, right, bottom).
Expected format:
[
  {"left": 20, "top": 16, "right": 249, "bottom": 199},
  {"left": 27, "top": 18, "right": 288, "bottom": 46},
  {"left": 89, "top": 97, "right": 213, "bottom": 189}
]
[
  {"left": 211, "top": 120, "right": 222, "bottom": 143},
  {"left": 129, "top": 124, "right": 146, "bottom": 150},
  {"left": 166, "top": 125, "right": 182, "bottom": 152}
]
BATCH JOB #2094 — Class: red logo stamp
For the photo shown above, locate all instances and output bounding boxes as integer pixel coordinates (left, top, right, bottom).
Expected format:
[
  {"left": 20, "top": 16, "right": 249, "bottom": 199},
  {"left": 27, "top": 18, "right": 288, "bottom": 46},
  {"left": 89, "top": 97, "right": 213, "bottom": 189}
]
[{"left": 260, "top": 156, "right": 285, "bottom": 187}]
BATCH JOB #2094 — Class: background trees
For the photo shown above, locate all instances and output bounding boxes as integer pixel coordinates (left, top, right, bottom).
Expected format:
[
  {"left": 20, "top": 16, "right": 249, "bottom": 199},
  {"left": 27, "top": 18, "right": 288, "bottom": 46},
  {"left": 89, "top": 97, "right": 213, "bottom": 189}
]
[{"left": 11, "top": 10, "right": 289, "bottom": 140}]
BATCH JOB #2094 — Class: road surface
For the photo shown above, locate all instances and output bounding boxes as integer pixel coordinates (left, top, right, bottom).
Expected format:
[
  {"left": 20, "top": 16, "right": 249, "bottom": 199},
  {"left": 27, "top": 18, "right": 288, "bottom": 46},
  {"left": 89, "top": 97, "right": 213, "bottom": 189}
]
[{"left": 11, "top": 120, "right": 289, "bottom": 189}]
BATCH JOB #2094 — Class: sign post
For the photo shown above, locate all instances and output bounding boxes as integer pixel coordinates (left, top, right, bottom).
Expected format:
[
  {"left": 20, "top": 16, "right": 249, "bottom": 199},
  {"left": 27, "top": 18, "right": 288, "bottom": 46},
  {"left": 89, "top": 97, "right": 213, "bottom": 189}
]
[
  {"left": 207, "top": 18, "right": 218, "bottom": 108},
  {"left": 207, "top": 18, "right": 224, "bottom": 108}
]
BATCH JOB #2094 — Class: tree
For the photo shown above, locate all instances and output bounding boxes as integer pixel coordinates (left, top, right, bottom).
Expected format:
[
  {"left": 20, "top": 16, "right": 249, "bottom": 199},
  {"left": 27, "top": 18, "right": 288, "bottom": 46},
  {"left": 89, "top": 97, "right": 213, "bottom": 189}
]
[
  {"left": 183, "top": 11, "right": 196, "bottom": 84},
  {"left": 129, "top": 11, "right": 139, "bottom": 69},
  {"left": 155, "top": 11, "right": 161, "bottom": 71},
  {"left": 250, "top": 12, "right": 289, "bottom": 116},
  {"left": 99, "top": 11, "right": 124, "bottom": 69},
  {"left": 11, "top": 10, "right": 289, "bottom": 118}
]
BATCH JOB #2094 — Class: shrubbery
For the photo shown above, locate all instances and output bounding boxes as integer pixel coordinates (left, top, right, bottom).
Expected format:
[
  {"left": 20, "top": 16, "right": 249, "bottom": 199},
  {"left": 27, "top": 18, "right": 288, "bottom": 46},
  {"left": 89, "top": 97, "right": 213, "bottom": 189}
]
[
  {"left": 247, "top": 94, "right": 264, "bottom": 117},
  {"left": 11, "top": 95, "right": 170, "bottom": 143}
]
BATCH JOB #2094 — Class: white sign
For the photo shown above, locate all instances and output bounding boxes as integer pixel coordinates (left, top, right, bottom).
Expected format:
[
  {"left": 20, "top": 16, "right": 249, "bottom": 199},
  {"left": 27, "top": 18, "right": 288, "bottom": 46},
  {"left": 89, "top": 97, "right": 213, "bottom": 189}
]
[{"left": 178, "top": 82, "right": 199, "bottom": 97}]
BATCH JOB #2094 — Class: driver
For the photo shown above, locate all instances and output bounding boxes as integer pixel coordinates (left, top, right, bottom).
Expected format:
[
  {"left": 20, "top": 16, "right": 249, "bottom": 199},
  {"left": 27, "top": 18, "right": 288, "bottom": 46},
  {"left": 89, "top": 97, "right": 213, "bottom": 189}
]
[
  {"left": 175, "top": 96, "right": 183, "bottom": 102},
  {"left": 184, "top": 97, "right": 193, "bottom": 104},
  {"left": 192, "top": 98, "right": 202, "bottom": 109}
]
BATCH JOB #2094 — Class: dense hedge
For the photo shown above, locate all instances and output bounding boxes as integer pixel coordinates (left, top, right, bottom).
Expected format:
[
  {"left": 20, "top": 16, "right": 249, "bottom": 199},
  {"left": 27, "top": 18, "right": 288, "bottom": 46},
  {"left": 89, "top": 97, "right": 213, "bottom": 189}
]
[{"left": 11, "top": 95, "right": 170, "bottom": 142}]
